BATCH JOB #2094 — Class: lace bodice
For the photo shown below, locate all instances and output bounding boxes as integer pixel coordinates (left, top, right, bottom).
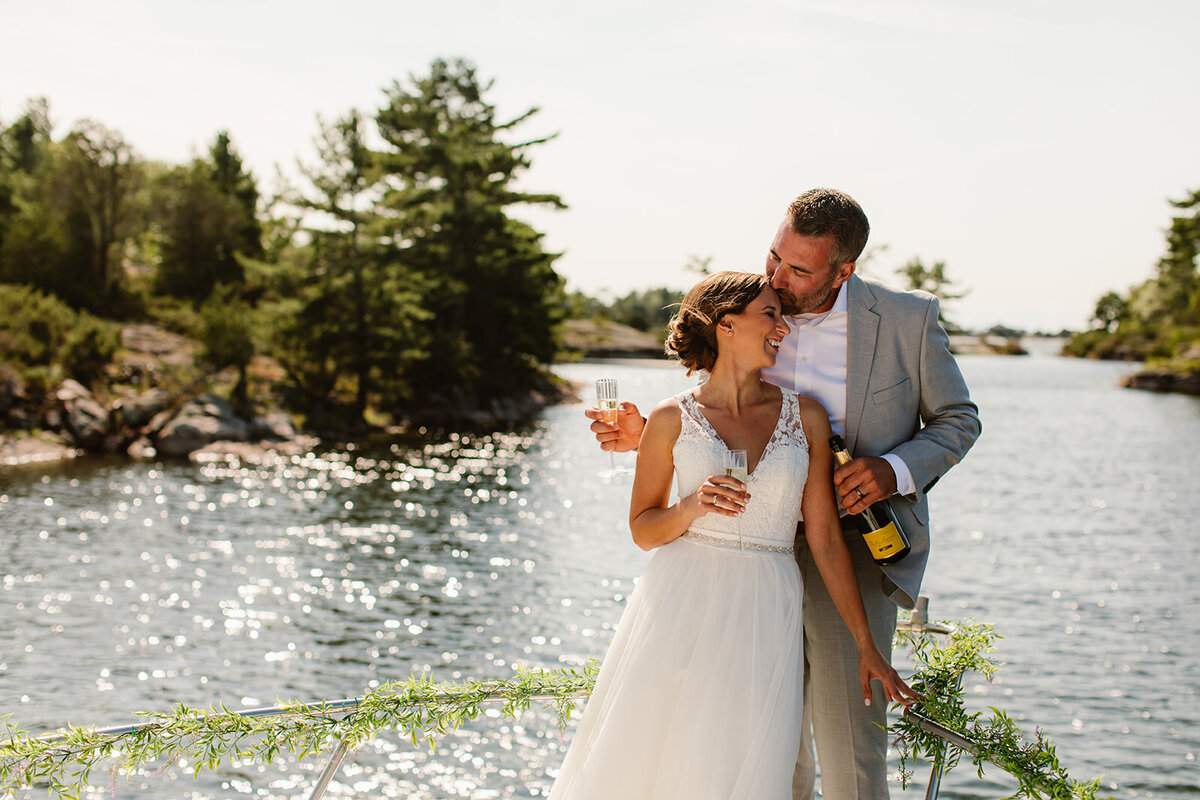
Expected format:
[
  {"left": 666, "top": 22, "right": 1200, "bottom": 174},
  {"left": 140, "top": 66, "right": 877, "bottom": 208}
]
[{"left": 672, "top": 388, "right": 809, "bottom": 551}]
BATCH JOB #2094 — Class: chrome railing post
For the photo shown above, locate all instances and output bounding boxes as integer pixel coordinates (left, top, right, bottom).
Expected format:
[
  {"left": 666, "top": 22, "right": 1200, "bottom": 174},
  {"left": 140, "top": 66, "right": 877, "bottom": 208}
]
[
  {"left": 914, "top": 672, "right": 967, "bottom": 800},
  {"left": 896, "top": 596, "right": 960, "bottom": 800},
  {"left": 306, "top": 738, "right": 354, "bottom": 800}
]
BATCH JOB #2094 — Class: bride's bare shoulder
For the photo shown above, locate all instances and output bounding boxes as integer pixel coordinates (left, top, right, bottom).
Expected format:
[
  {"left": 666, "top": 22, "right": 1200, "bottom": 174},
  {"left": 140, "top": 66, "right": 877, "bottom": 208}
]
[
  {"left": 795, "top": 394, "right": 833, "bottom": 435},
  {"left": 644, "top": 394, "right": 686, "bottom": 441}
]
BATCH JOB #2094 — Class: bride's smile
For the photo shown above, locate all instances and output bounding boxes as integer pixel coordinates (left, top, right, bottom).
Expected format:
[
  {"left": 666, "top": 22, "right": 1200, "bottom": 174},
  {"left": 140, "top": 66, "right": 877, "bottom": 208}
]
[{"left": 718, "top": 286, "right": 791, "bottom": 369}]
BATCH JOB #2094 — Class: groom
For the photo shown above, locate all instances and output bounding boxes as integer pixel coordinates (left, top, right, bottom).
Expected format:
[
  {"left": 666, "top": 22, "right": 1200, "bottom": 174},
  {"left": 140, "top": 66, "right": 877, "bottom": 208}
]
[{"left": 588, "top": 188, "right": 980, "bottom": 799}]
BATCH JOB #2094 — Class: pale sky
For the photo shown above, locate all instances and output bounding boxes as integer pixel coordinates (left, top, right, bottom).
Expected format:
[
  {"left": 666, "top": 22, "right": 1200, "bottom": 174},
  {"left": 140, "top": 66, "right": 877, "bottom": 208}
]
[{"left": 3, "top": 0, "right": 1197, "bottom": 331}]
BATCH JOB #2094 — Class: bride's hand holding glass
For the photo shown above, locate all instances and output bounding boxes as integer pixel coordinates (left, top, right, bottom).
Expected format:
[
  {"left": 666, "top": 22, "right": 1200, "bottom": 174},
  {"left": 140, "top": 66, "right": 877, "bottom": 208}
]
[{"left": 690, "top": 474, "right": 749, "bottom": 518}]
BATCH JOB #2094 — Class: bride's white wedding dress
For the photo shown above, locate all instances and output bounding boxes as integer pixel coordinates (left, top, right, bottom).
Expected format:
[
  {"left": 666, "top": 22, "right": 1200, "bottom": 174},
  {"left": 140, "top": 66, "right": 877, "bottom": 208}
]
[{"left": 550, "top": 388, "right": 809, "bottom": 799}]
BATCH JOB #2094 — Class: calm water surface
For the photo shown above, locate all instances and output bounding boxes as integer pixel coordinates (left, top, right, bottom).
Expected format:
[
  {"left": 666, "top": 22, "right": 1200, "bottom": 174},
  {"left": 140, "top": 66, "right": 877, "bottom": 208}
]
[{"left": 1, "top": 354, "right": 1198, "bottom": 799}]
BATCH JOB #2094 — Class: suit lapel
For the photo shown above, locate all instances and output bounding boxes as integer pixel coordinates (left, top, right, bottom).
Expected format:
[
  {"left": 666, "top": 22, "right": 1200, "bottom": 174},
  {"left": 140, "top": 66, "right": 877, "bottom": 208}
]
[{"left": 844, "top": 275, "right": 878, "bottom": 455}]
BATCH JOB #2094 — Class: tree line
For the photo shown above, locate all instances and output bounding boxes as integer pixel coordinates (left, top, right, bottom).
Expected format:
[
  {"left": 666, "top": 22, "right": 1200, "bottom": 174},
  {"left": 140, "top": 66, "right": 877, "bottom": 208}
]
[
  {"left": 0, "top": 58, "right": 569, "bottom": 429},
  {"left": 1067, "top": 188, "right": 1200, "bottom": 366},
  {"left": 568, "top": 252, "right": 973, "bottom": 344}
]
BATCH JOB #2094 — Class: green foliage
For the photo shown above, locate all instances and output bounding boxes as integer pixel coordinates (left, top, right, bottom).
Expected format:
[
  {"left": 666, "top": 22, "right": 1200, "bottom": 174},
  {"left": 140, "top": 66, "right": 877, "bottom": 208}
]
[
  {"left": 606, "top": 287, "right": 683, "bottom": 337},
  {"left": 0, "top": 283, "right": 77, "bottom": 367},
  {"left": 1151, "top": 187, "right": 1200, "bottom": 324},
  {"left": 282, "top": 108, "right": 432, "bottom": 421},
  {"left": 0, "top": 624, "right": 1107, "bottom": 799},
  {"left": 895, "top": 257, "right": 968, "bottom": 333},
  {"left": 0, "top": 101, "right": 72, "bottom": 301},
  {"left": 563, "top": 286, "right": 685, "bottom": 343},
  {"left": 1089, "top": 292, "right": 1128, "bottom": 333},
  {"left": 891, "top": 622, "right": 1107, "bottom": 800},
  {"left": 198, "top": 284, "right": 256, "bottom": 407},
  {"left": 1071, "top": 188, "right": 1200, "bottom": 365},
  {"left": 0, "top": 283, "right": 117, "bottom": 389},
  {"left": 0, "top": 103, "right": 143, "bottom": 314},
  {"left": 208, "top": 131, "right": 263, "bottom": 260},
  {"left": 56, "top": 120, "right": 141, "bottom": 306},
  {"left": 150, "top": 133, "right": 262, "bottom": 302},
  {"left": 0, "top": 663, "right": 599, "bottom": 797},
  {"left": 374, "top": 57, "right": 566, "bottom": 410},
  {"left": 564, "top": 290, "right": 607, "bottom": 320},
  {"left": 144, "top": 295, "right": 203, "bottom": 336},
  {"left": 1, "top": 65, "right": 575, "bottom": 424},
  {"left": 61, "top": 316, "right": 119, "bottom": 387}
]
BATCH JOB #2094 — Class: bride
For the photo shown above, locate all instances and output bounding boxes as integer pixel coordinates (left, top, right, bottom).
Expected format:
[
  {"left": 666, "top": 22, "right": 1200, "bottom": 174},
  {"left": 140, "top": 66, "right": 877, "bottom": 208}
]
[{"left": 549, "top": 271, "right": 915, "bottom": 799}]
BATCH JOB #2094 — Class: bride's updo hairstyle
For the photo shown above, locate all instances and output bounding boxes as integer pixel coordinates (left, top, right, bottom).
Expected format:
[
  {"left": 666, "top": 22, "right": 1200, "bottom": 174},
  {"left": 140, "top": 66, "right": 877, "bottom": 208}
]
[{"left": 665, "top": 271, "right": 770, "bottom": 375}]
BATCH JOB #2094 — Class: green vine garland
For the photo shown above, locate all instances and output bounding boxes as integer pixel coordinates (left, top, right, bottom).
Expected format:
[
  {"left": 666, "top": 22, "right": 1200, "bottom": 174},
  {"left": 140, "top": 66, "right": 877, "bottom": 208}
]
[
  {"left": 889, "top": 622, "right": 1106, "bottom": 800},
  {"left": 1, "top": 664, "right": 596, "bottom": 798},
  {"left": 1, "top": 623, "right": 1109, "bottom": 799}
]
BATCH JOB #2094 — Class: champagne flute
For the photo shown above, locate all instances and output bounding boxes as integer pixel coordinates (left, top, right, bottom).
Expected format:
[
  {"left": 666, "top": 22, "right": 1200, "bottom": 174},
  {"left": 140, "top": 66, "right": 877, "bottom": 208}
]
[
  {"left": 595, "top": 378, "right": 631, "bottom": 479},
  {"left": 724, "top": 449, "right": 748, "bottom": 549}
]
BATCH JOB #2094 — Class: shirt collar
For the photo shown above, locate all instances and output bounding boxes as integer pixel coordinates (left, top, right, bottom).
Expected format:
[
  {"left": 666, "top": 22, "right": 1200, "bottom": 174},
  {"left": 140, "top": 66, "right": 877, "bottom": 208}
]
[{"left": 788, "top": 282, "right": 848, "bottom": 327}]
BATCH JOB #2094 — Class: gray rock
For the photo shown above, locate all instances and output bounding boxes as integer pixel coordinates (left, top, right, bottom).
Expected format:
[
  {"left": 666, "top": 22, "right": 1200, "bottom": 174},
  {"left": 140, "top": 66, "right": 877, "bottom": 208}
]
[
  {"left": 155, "top": 393, "right": 249, "bottom": 458},
  {"left": 1122, "top": 368, "right": 1200, "bottom": 396},
  {"left": 0, "top": 434, "right": 79, "bottom": 467},
  {"left": 0, "top": 366, "right": 24, "bottom": 415},
  {"left": 127, "top": 437, "right": 157, "bottom": 459},
  {"left": 145, "top": 408, "right": 175, "bottom": 437},
  {"left": 248, "top": 411, "right": 297, "bottom": 442},
  {"left": 56, "top": 380, "right": 109, "bottom": 450},
  {"left": 55, "top": 379, "right": 92, "bottom": 403},
  {"left": 6, "top": 407, "right": 39, "bottom": 430},
  {"left": 189, "top": 436, "right": 319, "bottom": 464},
  {"left": 112, "top": 388, "right": 172, "bottom": 430},
  {"left": 121, "top": 324, "right": 195, "bottom": 362}
]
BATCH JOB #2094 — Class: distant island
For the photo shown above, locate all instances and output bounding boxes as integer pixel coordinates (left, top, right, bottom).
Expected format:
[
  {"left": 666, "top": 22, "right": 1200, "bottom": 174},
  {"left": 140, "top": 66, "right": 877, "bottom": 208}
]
[
  {"left": 560, "top": 317, "right": 1039, "bottom": 361},
  {"left": 1062, "top": 187, "right": 1200, "bottom": 397}
]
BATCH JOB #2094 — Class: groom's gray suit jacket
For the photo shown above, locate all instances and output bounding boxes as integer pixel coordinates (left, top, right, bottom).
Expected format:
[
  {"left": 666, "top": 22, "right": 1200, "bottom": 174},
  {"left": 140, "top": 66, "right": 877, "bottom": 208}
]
[{"left": 840, "top": 273, "right": 981, "bottom": 608}]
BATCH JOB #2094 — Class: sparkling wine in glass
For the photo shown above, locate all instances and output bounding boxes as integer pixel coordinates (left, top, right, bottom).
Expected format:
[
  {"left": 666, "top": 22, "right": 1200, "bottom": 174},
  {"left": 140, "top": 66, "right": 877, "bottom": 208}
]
[
  {"left": 725, "top": 449, "right": 748, "bottom": 549},
  {"left": 595, "top": 378, "right": 631, "bottom": 478}
]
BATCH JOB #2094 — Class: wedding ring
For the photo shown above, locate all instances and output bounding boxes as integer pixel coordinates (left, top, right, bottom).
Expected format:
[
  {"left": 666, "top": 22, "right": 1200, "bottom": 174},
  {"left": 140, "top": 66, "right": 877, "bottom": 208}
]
[{"left": 855, "top": 488, "right": 866, "bottom": 499}]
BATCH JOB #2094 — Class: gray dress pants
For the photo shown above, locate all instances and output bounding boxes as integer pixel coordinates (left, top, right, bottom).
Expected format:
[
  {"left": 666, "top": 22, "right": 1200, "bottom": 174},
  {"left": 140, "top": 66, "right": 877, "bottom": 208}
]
[{"left": 793, "top": 525, "right": 898, "bottom": 800}]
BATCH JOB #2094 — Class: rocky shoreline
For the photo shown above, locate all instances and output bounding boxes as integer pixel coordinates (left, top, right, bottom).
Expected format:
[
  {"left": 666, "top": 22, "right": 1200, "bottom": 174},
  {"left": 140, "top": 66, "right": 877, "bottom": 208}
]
[
  {"left": 1120, "top": 367, "right": 1200, "bottom": 395},
  {"left": 1117, "top": 344, "right": 1200, "bottom": 397},
  {"left": 0, "top": 378, "right": 318, "bottom": 467},
  {"left": 560, "top": 319, "right": 665, "bottom": 360},
  {"left": 1, "top": 322, "right": 580, "bottom": 469},
  {"left": 1, "top": 321, "right": 323, "bottom": 468}
]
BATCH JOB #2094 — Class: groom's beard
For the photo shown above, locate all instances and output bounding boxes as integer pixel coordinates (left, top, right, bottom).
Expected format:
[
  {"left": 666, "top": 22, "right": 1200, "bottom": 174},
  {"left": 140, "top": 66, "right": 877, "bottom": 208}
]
[{"left": 778, "top": 273, "right": 837, "bottom": 315}]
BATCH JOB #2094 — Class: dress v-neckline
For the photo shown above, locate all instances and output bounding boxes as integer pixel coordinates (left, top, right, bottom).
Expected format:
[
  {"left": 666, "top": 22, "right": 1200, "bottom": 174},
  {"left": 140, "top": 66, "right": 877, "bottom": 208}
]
[{"left": 683, "top": 389, "right": 789, "bottom": 477}]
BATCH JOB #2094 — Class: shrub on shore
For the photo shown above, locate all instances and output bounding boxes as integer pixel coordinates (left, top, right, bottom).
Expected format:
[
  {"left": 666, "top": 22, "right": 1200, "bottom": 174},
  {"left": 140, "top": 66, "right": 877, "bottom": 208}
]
[{"left": 0, "top": 283, "right": 118, "bottom": 390}]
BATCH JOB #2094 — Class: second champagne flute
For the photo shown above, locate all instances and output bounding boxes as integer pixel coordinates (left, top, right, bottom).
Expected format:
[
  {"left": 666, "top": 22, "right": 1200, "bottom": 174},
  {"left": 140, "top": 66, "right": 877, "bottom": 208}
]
[{"left": 595, "top": 378, "right": 632, "bottom": 478}]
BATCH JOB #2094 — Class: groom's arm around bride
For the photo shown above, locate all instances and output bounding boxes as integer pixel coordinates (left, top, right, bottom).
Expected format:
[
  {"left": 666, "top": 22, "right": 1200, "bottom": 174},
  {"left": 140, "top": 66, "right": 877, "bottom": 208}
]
[{"left": 585, "top": 188, "right": 980, "bottom": 800}]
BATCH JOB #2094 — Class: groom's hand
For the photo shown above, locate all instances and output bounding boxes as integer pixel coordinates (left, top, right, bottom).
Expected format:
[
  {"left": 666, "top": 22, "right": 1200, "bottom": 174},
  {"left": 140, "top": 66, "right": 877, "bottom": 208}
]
[
  {"left": 858, "top": 648, "right": 921, "bottom": 708},
  {"left": 834, "top": 456, "right": 896, "bottom": 514},
  {"left": 585, "top": 402, "right": 646, "bottom": 453}
]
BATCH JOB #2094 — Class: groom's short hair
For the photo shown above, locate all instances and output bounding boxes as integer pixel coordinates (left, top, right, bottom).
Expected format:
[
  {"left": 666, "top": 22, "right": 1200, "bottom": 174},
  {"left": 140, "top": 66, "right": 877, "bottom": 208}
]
[{"left": 787, "top": 188, "right": 870, "bottom": 268}]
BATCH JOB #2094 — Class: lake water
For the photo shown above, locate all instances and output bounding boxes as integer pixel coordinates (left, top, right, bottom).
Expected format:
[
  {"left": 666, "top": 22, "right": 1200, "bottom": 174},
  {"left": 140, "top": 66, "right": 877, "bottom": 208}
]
[{"left": 1, "top": 353, "right": 1198, "bottom": 799}]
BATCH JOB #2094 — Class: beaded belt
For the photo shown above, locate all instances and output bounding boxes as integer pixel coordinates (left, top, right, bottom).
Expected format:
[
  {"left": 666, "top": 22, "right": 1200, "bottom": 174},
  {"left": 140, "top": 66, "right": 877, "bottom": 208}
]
[{"left": 681, "top": 530, "right": 795, "bottom": 555}]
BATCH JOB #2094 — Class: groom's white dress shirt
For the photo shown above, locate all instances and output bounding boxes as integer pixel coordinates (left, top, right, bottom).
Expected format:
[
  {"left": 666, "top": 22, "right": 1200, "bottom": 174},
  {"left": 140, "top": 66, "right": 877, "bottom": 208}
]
[{"left": 761, "top": 284, "right": 916, "bottom": 499}]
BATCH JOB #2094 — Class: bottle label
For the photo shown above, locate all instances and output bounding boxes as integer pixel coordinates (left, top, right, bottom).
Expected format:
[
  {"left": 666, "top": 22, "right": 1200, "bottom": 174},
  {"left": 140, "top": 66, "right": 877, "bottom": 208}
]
[{"left": 863, "top": 522, "right": 904, "bottom": 559}]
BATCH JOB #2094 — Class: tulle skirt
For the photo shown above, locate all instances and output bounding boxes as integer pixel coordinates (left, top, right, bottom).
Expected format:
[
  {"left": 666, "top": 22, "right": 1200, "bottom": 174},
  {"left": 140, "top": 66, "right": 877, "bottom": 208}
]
[{"left": 549, "top": 536, "right": 804, "bottom": 800}]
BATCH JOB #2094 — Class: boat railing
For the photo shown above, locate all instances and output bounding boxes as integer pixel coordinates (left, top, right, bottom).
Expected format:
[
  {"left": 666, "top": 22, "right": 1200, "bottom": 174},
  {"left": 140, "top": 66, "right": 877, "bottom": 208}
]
[
  {"left": 30, "top": 690, "right": 983, "bottom": 800},
  {"left": 33, "top": 698, "right": 364, "bottom": 800},
  {"left": 11, "top": 598, "right": 1071, "bottom": 800},
  {"left": 897, "top": 596, "right": 989, "bottom": 800}
]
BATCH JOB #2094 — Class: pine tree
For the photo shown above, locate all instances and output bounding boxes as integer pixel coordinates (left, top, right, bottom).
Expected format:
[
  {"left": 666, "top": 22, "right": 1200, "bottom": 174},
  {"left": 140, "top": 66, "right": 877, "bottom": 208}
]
[
  {"left": 375, "top": 58, "right": 566, "bottom": 414},
  {"left": 281, "top": 110, "right": 429, "bottom": 424},
  {"left": 153, "top": 132, "right": 262, "bottom": 301}
]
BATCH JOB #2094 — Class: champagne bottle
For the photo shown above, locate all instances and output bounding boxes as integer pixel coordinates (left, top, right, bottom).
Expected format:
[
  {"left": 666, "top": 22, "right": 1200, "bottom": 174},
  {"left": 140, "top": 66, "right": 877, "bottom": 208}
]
[{"left": 828, "top": 435, "right": 911, "bottom": 565}]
